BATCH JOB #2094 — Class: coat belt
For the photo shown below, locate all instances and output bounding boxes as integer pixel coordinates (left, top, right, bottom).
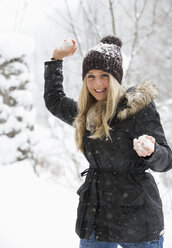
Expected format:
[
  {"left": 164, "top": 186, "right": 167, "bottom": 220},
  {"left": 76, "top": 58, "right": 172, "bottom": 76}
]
[
  {"left": 80, "top": 167, "right": 145, "bottom": 177},
  {"left": 81, "top": 167, "right": 119, "bottom": 177}
]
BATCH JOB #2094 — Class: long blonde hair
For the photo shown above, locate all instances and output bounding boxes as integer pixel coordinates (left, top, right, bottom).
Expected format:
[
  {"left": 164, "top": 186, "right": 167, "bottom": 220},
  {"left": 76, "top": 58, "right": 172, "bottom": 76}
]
[{"left": 72, "top": 74, "right": 125, "bottom": 152}]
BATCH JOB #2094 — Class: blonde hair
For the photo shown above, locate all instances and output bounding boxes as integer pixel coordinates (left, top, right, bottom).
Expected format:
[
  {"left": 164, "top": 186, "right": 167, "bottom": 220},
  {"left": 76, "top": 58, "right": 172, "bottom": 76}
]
[{"left": 72, "top": 74, "right": 125, "bottom": 152}]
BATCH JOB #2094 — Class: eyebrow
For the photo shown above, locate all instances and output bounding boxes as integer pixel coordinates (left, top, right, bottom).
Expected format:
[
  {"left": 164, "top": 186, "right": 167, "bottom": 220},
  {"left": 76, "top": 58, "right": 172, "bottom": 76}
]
[{"left": 87, "top": 71, "right": 108, "bottom": 74}]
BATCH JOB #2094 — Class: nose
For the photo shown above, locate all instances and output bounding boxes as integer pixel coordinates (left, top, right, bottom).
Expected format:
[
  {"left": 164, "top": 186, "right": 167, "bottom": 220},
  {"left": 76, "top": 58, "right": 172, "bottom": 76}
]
[{"left": 94, "top": 77, "right": 103, "bottom": 87}]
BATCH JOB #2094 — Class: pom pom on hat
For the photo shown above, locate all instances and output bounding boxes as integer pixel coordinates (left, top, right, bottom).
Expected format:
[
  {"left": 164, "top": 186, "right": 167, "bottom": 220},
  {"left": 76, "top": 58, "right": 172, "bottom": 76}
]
[
  {"left": 82, "top": 35, "right": 123, "bottom": 84},
  {"left": 100, "top": 35, "right": 122, "bottom": 47}
]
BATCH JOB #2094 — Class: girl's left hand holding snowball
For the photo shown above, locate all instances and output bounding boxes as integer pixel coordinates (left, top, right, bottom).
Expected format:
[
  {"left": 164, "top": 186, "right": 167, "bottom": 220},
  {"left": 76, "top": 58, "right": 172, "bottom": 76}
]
[{"left": 133, "top": 135, "right": 156, "bottom": 157}]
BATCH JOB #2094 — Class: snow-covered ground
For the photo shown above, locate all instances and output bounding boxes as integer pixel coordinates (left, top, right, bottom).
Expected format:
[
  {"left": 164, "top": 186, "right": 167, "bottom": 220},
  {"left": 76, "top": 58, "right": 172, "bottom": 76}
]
[
  {"left": 0, "top": 162, "right": 79, "bottom": 248},
  {"left": 0, "top": 162, "right": 172, "bottom": 248}
]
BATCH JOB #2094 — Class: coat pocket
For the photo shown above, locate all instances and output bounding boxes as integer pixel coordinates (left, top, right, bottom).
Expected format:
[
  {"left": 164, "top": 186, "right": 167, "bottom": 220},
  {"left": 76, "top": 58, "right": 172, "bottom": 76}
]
[
  {"left": 76, "top": 182, "right": 85, "bottom": 195},
  {"left": 76, "top": 182, "right": 90, "bottom": 202}
]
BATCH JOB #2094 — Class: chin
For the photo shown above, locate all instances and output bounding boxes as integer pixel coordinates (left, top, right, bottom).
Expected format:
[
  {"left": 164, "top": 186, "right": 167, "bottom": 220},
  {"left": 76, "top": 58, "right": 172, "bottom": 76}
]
[
  {"left": 94, "top": 96, "right": 106, "bottom": 101},
  {"left": 96, "top": 96, "right": 106, "bottom": 101},
  {"left": 96, "top": 98, "right": 105, "bottom": 102},
  {"left": 91, "top": 93, "right": 107, "bottom": 101}
]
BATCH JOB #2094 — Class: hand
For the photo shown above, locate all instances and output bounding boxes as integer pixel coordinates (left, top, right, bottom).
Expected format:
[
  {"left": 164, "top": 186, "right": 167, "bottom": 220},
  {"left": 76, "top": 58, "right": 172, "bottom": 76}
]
[
  {"left": 133, "top": 135, "right": 155, "bottom": 157},
  {"left": 52, "top": 39, "right": 77, "bottom": 60}
]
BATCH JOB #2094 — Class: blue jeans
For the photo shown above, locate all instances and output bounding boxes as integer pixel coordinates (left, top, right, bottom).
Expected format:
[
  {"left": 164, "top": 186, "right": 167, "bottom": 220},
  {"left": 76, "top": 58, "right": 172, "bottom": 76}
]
[{"left": 79, "top": 232, "right": 164, "bottom": 248}]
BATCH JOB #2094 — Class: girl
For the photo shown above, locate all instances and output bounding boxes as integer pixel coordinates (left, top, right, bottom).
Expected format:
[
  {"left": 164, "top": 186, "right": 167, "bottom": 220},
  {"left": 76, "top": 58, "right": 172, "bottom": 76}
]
[{"left": 44, "top": 36, "right": 172, "bottom": 248}]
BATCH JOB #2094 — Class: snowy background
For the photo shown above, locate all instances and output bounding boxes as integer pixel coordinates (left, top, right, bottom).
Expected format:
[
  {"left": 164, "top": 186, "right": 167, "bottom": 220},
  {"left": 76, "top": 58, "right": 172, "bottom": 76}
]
[{"left": 0, "top": 0, "right": 172, "bottom": 247}]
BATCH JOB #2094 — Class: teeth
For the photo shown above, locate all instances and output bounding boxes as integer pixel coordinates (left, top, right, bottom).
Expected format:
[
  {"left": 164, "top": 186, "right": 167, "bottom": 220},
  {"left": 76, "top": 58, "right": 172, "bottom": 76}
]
[{"left": 95, "top": 89, "right": 105, "bottom": 92}]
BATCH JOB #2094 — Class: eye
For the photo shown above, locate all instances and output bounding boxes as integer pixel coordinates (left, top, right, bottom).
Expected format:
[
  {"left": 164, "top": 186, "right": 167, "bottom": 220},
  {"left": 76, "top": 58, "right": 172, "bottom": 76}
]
[
  {"left": 87, "top": 74, "right": 94, "bottom": 79},
  {"left": 101, "top": 73, "right": 109, "bottom": 78}
]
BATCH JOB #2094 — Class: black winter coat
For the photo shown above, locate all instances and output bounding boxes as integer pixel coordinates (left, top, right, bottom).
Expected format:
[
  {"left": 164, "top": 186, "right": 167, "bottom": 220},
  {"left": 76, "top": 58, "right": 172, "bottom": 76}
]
[{"left": 44, "top": 60, "right": 172, "bottom": 243}]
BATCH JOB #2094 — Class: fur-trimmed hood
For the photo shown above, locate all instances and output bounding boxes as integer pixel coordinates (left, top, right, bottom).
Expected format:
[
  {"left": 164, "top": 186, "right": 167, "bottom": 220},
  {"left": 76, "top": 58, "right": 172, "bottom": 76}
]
[
  {"left": 117, "top": 81, "right": 158, "bottom": 120},
  {"left": 86, "top": 81, "right": 158, "bottom": 133}
]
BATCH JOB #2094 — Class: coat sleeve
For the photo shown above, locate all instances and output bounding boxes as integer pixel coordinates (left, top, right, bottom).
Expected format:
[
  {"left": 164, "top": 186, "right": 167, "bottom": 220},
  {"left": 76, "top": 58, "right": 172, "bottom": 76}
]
[
  {"left": 43, "top": 59, "right": 78, "bottom": 126},
  {"left": 134, "top": 100, "right": 172, "bottom": 172}
]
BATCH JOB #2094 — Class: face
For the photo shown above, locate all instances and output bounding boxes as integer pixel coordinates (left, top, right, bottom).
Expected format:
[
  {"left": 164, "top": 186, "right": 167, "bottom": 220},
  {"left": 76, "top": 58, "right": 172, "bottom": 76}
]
[{"left": 86, "top": 70, "right": 109, "bottom": 101}]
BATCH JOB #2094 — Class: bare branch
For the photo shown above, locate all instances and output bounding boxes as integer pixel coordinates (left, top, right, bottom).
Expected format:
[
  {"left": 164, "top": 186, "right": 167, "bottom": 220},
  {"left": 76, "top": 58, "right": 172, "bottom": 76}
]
[
  {"left": 99, "top": 0, "right": 107, "bottom": 8},
  {"left": 151, "top": 0, "right": 157, "bottom": 27},
  {"left": 14, "top": 0, "right": 29, "bottom": 32},
  {"left": 43, "top": 0, "right": 72, "bottom": 26},
  {"left": 124, "top": 0, "right": 139, "bottom": 82},
  {"left": 134, "top": 2, "right": 171, "bottom": 57},
  {"left": 108, "top": 0, "right": 116, "bottom": 35},
  {"left": 80, "top": 0, "right": 101, "bottom": 40},
  {"left": 124, "top": 0, "right": 171, "bottom": 83},
  {"left": 46, "top": 13, "right": 72, "bottom": 33},
  {"left": 121, "top": 2, "right": 135, "bottom": 23},
  {"left": 138, "top": 0, "right": 148, "bottom": 20},
  {"left": 132, "top": 0, "right": 157, "bottom": 56},
  {"left": 65, "top": 0, "right": 84, "bottom": 57},
  {"left": 43, "top": 0, "right": 85, "bottom": 48}
]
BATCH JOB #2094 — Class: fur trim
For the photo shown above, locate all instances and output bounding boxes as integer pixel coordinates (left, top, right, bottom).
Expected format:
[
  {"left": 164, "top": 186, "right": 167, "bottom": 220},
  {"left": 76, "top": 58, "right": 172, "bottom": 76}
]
[
  {"left": 117, "top": 81, "right": 158, "bottom": 120},
  {"left": 86, "top": 101, "right": 106, "bottom": 133},
  {"left": 86, "top": 108, "right": 97, "bottom": 133}
]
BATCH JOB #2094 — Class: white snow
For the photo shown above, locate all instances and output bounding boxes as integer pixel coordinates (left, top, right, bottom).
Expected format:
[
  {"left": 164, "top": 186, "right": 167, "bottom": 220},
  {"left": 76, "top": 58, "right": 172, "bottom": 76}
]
[
  {"left": 0, "top": 161, "right": 79, "bottom": 248},
  {"left": 89, "top": 42, "right": 121, "bottom": 58}
]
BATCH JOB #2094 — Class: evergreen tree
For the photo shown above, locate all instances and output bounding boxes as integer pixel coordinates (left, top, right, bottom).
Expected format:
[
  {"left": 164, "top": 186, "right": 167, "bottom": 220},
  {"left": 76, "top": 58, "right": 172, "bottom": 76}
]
[{"left": 0, "top": 54, "right": 35, "bottom": 165}]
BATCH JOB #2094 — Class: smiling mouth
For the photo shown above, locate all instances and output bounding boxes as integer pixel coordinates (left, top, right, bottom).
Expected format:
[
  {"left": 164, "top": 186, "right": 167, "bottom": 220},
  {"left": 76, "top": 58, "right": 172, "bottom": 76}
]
[{"left": 94, "top": 89, "right": 106, "bottom": 93}]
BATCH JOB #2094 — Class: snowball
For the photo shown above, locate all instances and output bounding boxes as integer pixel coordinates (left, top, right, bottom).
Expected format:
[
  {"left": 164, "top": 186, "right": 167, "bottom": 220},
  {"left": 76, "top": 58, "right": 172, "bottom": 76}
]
[
  {"left": 60, "top": 38, "right": 73, "bottom": 49},
  {"left": 133, "top": 138, "right": 147, "bottom": 153},
  {"left": 133, "top": 134, "right": 154, "bottom": 153},
  {"left": 138, "top": 135, "right": 154, "bottom": 150}
]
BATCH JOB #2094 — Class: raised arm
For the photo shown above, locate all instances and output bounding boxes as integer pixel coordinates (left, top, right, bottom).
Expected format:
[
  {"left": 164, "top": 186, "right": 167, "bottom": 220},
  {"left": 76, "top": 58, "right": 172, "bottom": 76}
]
[{"left": 43, "top": 40, "right": 78, "bottom": 126}]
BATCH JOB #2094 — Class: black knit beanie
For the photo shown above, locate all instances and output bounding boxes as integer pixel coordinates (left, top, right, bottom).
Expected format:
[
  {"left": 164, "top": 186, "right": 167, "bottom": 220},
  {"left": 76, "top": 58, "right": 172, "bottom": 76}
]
[{"left": 82, "top": 36, "right": 123, "bottom": 84}]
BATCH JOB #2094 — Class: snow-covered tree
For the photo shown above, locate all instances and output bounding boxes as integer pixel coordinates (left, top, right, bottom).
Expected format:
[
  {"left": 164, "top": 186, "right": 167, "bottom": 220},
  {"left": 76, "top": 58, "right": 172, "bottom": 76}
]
[{"left": 0, "top": 32, "right": 35, "bottom": 165}]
